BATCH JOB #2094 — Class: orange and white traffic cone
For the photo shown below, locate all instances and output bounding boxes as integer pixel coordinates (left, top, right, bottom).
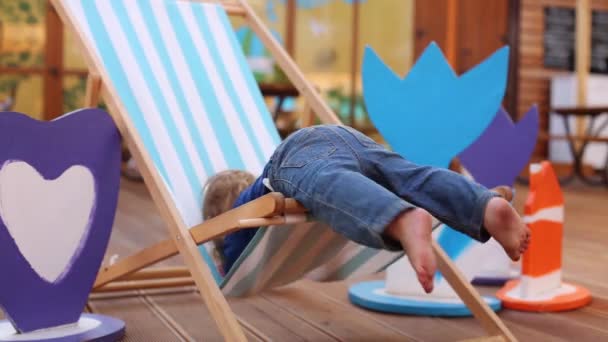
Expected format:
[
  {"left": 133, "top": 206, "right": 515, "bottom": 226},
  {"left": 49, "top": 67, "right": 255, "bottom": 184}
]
[{"left": 496, "top": 161, "right": 591, "bottom": 311}]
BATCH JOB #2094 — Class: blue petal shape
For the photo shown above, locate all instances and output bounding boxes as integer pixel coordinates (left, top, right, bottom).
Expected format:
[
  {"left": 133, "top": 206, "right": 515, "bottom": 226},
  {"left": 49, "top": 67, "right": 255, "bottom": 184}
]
[
  {"left": 363, "top": 42, "right": 509, "bottom": 168},
  {"left": 436, "top": 106, "right": 539, "bottom": 281},
  {"left": 459, "top": 106, "right": 540, "bottom": 188}
]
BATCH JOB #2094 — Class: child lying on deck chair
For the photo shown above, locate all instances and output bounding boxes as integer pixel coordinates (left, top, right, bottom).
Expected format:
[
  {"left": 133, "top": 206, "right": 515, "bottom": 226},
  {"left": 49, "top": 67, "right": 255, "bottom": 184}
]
[{"left": 202, "top": 125, "right": 530, "bottom": 293}]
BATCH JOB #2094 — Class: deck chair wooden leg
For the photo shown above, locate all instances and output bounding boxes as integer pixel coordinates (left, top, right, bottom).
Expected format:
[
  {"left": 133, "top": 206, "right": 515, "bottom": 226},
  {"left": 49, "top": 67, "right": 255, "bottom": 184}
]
[
  {"left": 84, "top": 72, "right": 102, "bottom": 108},
  {"left": 94, "top": 239, "right": 179, "bottom": 288},
  {"left": 95, "top": 277, "right": 195, "bottom": 293},
  {"left": 300, "top": 102, "right": 315, "bottom": 128},
  {"left": 171, "top": 234, "right": 248, "bottom": 341},
  {"left": 432, "top": 241, "right": 517, "bottom": 342},
  {"left": 121, "top": 266, "right": 191, "bottom": 281}
]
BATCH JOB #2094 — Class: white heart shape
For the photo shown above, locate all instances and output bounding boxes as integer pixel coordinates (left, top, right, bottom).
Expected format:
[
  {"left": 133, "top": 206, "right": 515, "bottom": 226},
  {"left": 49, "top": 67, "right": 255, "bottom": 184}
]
[{"left": 0, "top": 161, "right": 95, "bottom": 283}]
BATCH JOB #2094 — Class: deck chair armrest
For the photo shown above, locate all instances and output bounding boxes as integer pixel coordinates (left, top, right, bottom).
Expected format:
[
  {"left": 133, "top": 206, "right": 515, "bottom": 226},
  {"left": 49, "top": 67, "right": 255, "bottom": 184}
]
[
  {"left": 284, "top": 198, "right": 307, "bottom": 214},
  {"left": 189, "top": 192, "right": 288, "bottom": 243}
]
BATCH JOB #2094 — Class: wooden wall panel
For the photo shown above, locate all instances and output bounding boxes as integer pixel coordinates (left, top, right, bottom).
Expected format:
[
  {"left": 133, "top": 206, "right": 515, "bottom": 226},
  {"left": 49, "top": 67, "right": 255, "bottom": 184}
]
[
  {"left": 414, "top": 0, "right": 449, "bottom": 60},
  {"left": 518, "top": 0, "right": 608, "bottom": 158},
  {"left": 43, "top": 5, "right": 64, "bottom": 120},
  {"left": 457, "top": 0, "right": 509, "bottom": 73},
  {"left": 415, "top": 0, "right": 515, "bottom": 114}
]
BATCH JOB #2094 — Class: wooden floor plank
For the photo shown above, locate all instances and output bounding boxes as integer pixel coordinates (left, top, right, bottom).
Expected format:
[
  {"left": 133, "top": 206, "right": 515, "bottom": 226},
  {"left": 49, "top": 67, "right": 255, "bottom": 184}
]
[
  {"left": 149, "top": 287, "right": 334, "bottom": 341},
  {"left": 89, "top": 295, "right": 187, "bottom": 342},
  {"left": 306, "top": 279, "right": 561, "bottom": 342},
  {"left": 262, "top": 283, "right": 414, "bottom": 341},
  {"left": 583, "top": 296, "right": 608, "bottom": 312},
  {"left": 553, "top": 308, "right": 608, "bottom": 335},
  {"left": 140, "top": 289, "right": 262, "bottom": 341},
  {"left": 499, "top": 310, "right": 608, "bottom": 341},
  {"left": 302, "top": 279, "right": 477, "bottom": 342},
  {"left": 230, "top": 295, "right": 337, "bottom": 341}
]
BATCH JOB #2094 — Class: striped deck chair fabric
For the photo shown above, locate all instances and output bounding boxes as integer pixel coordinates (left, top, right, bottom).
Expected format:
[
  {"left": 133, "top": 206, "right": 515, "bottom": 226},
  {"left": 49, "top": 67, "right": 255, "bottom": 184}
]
[{"left": 61, "top": 0, "right": 402, "bottom": 296}]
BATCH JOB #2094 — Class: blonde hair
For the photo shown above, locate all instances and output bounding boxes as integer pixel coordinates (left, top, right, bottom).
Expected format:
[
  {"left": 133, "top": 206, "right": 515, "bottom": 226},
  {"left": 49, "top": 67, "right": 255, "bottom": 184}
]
[{"left": 202, "top": 170, "right": 256, "bottom": 265}]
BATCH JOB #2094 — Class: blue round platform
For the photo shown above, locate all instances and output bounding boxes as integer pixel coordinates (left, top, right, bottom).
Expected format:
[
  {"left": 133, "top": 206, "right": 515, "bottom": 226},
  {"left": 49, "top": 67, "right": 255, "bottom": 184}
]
[
  {"left": 349, "top": 281, "right": 502, "bottom": 317},
  {"left": 0, "top": 314, "right": 125, "bottom": 342}
]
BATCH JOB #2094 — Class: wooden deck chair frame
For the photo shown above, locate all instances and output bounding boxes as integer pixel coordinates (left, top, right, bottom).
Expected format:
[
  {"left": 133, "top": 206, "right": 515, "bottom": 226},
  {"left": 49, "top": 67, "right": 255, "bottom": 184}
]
[{"left": 52, "top": 0, "right": 516, "bottom": 341}]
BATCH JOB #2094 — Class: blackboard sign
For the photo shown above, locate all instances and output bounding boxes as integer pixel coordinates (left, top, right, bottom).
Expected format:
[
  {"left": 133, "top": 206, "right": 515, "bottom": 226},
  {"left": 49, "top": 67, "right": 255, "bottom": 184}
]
[
  {"left": 544, "top": 7, "right": 576, "bottom": 71},
  {"left": 544, "top": 6, "right": 608, "bottom": 74},
  {"left": 592, "top": 10, "right": 608, "bottom": 73}
]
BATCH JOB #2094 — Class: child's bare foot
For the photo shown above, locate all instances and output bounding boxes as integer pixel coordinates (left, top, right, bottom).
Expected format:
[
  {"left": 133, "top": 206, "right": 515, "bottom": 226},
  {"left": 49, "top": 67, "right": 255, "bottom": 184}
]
[
  {"left": 386, "top": 208, "right": 437, "bottom": 293},
  {"left": 483, "top": 197, "right": 531, "bottom": 261}
]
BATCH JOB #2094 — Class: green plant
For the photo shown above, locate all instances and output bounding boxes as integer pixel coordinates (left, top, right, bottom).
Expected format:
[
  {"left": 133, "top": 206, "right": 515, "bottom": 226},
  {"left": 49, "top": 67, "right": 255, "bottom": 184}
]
[
  {"left": 0, "top": 0, "right": 45, "bottom": 24},
  {"left": 62, "top": 77, "right": 87, "bottom": 112},
  {"left": 0, "top": 76, "right": 19, "bottom": 93}
]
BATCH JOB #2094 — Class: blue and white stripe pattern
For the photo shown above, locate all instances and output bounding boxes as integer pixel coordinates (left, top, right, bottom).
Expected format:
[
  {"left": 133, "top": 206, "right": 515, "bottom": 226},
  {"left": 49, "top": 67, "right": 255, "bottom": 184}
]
[{"left": 60, "top": 0, "right": 401, "bottom": 296}]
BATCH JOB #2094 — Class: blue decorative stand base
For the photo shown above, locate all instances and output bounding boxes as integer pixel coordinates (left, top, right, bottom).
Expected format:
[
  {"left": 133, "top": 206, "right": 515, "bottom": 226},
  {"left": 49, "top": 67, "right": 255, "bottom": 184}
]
[
  {"left": 0, "top": 314, "right": 125, "bottom": 342},
  {"left": 349, "top": 281, "right": 502, "bottom": 317}
]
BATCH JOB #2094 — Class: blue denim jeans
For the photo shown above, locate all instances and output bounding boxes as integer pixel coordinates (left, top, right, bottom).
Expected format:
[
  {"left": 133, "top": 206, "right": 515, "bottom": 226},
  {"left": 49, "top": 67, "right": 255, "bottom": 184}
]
[{"left": 267, "top": 125, "right": 497, "bottom": 250}]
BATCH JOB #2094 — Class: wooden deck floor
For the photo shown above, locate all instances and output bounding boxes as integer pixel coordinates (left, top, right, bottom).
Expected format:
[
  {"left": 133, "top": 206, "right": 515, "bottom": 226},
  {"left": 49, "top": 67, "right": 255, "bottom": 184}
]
[{"left": 87, "top": 178, "right": 608, "bottom": 341}]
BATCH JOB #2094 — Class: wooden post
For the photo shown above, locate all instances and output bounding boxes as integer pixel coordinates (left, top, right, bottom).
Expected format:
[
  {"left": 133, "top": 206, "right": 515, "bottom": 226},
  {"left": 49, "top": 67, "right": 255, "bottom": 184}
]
[
  {"left": 506, "top": 0, "right": 521, "bottom": 121},
  {"left": 0, "top": 21, "right": 3, "bottom": 54},
  {"left": 445, "top": 0, "right": 458, "bottom": 67},
  {"left": 300, "top": 102, "right": 315, "bottom": 128},
  {"left": 349, "top": 0, "right": 361, "bottom": 126},
  {"left": 84, "top": 72, "right": 102, "bottom": 108},
  {"left": 43, "top": 5, "right": 64, "bottom": 120},
  {"left": 403, "top": 0, "right": 415, "bottom": 71},
  {"left": 576, "top": 0, "right": 591, "bottom": 149},
  {"left": 285, "top": 0, "right": 296, "bottom": 57}
]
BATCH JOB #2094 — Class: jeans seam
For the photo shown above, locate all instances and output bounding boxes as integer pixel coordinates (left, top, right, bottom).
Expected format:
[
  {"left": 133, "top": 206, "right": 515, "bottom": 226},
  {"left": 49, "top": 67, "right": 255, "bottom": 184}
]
[
  {"left": 337, "top": 125, "right": 378, "bottom": 148},
  {"left": 280, "top": 146, "right": 337, "bottom": 168},
  {"left": 428, "top": 191, "right": 495, "bottom": 242},
  {"left": 368, "top": 200, "right": 413, "bottom": 251},
  {"left": 472, "top": 191, "right": 497, "bottom": 242},
  {"left": 421, "top": 204, "right": 467, "bottom": 237},
  {"left": 368, "top": 200, "right": 412, "bottom": 233},
  {"left": 333, "top": 126, "right": 365, "bottom": 171}
]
